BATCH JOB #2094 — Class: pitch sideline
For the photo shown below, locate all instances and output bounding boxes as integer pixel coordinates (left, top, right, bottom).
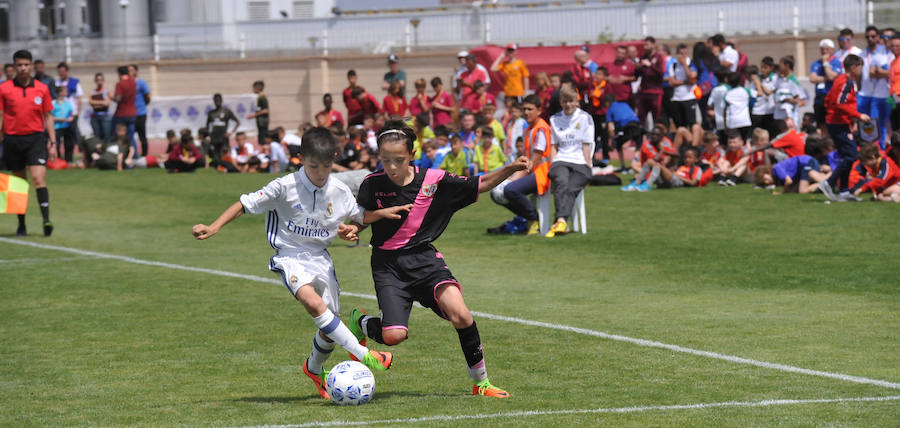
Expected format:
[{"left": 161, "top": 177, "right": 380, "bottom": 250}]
[
  {"left": 237, "top": 395, "right": 900, "bottom": 427},
  {"left": 2, "top": 237, "right": 898, "bottom": 391}
]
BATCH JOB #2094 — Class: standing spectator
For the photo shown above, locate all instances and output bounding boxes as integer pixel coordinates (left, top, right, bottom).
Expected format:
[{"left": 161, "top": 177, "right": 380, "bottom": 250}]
[
  {"left": 820, "top": 54, "right": 871, "bottom": 201},
  {"left": 504, "top": 102, "right": 528, "bottom": 157},
  {"left": 890, "top": 37, "right": 900, "bottom": 131},
  {"left": 88, "top": 72, "right": 112, "bottom": 142},
  {"left": 347, "top": 86, "right": 379, "bottom": 126},
  {"left": 711, "top": 34, "right": 738, "bottom": 72},
  {"left": 570, "top": 46, "right": 598, "bottom": 102},
  {"left": 55, "top": 62, "right": 83, "bottom": 150},
  {"left": 605, "top": 45, "right": 636, "bottom": 105},
  {"left": 429, "top": 77, "right": 454, "bottom": 127},
  {"left": 51, "top": 85, "right": 75, "bottom": 163},
  {"left": 858, "top": 26, "right": 891, "bottom": 148},
  {"left": 723, "top": 72, "right": 752, "bottom": 141},
  {"left": 2, "top": 63, "right": 13, "bottom": 82},
  {"left": 535, "top": 72, "right": 554, "bottom": 115},
  {"left": 692, "top": 42, "right": 720, "bottom": 130},
  {"left": 773, "top": 56, "right": 807, "bottom": 129},
  {"left": 453, "top": 51, "right": 490, "bottom": 101},
  {"left": 382, "top": 80, "right": 408, "bottom": 118},
  {"left": 409, "top": 78, "right": 431, "bottom": 117},
  {"left": 33, "top": 59, "right": 57, "bottom": 99},
  {"left": 381, "top": 54, "right": 406, "bottom": 98},
  {"left": 343, "top": 69, "right": 362, "bottom": 117},
  {"left": 636, "top": 36, "right": 667, "bottom": 126},
  {"left": 809, "top": 39, "right": 843, "bottom": 135},
  {"left": 246, "top": 80, "right": 270, "bottom": 145},
  {"left": 666, "top": 44, "right": 698, "bottom": 131},
  {"left": 708, "top": 69, "right": 731, "bottom": 143},
  {"left": 456, "top": 54, "right": 489, "bottom": 105},
  {"left": 0, "top": 50, "right": 56, "bottom": 236},
  {"left": 490, "top": 43, "right": 530, "bottom": 103},
  {"left": 315, "top": 93, "right": 344, "bottom": 128},
  {"left": 205, "top": 93, "right": 240, "bottom": 166},
  {"left": 750, "top": 57, "right": 777, "bottom": 136},
  {"left": 834, "top": 28, "right": 863, "bottom": 63},
  {"left": 111, "top": 65, "right": 137, "bottom": 156},
  {"left": 588, "top": 67, "right": 610, "bottom": 164},
  {"left": 128, "top": 64, "right": 151, "bottom": 156}
]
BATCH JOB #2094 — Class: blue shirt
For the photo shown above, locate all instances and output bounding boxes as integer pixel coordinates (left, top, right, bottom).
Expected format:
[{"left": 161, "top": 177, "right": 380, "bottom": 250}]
[
  {"left": 773, "top": 155, "right": 813, "bottom": 184},
  {"left": 413, "top": 154, "right": 435, "bottom": 169},
  {"left": 809, "top": 57, "right": 843, "bottom": 99},
  {"left": 606, "top": 101, "right": 639, "bottom": 128},
  {"left": 134, "top": 78, "right": 150, "bottom": 116},
  {"left": 51, "top": 99, "right": 73, "bottom": 130},
  {"left": 662, "top": 56, "right": 678, "bottom": 87}
]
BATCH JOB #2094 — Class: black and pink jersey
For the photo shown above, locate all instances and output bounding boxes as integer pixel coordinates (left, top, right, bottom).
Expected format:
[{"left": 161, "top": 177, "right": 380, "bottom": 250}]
[{"left": 357, "top": 166, "right": 481, "bottom": 250}]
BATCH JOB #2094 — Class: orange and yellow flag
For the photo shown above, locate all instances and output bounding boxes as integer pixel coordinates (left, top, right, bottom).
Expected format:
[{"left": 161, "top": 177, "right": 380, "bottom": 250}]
[{"left": 0, "top": 173, "right": 29, "bottom": 214}]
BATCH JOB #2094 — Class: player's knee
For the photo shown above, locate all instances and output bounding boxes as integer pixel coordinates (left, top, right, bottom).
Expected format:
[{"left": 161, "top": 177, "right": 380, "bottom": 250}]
[{"left": 382, "top": 329, "right": 407, "bottom": 346}]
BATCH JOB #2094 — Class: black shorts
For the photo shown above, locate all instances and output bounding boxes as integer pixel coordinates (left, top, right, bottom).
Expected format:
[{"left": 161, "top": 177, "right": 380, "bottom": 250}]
[
  {"left": 2, "top": 133, "right": 48, "bottom": 171},
  {"left": 614, "top": 122, "right": 642, "bottom": 149},
  {"left": 813, "top": 102, "right": 827, "bottom": 129},
  {"left": 670, "top": 100, "right": 697, "bottom": 128},
  {"left": 370, "top": 245, "right": 460, "bottom": 330}
]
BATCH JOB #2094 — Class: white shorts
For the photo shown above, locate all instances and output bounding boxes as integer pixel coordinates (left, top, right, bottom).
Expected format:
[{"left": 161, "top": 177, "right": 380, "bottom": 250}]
[{"left": 269, "top": 251, "right": 341, "bottom": 315}]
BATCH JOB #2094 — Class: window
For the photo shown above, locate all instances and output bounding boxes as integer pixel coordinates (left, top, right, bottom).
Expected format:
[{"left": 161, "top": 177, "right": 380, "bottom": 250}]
[
  {"left": 247, "top": 1, "right": 270, "bottom": 20},
  {"left": 292, "top": 1, "right": 313, "bottom": 18}
]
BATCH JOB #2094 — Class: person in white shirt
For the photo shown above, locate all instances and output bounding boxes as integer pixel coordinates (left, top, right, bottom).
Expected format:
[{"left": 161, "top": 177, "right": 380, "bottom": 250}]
[
  {"left": 191, "top": 128, "right": 404, "bottom": 401},
  {"left": 666, "top": 43, "right": 698, "bottom": 130},
  {"left": 267, "top": 133, "right": 289, "bottom": 173},
  {"left": 773, "top": 56, "right": 807, "bottom": 129},
  {"left": 834, "top": 28, "right": 863, "bottom": 63},
  {"left": 277, "top": 126, "right": 302, "bottom": 160},
  {"left": 858, "top": 25, "right": 892, "bottom": 148},
  {"left": 711, "top": 34, "right": 739, "bottom": 72},
  {"left": 723, "top": 72, "right": 752, "bottom": 140},
  {"left": 749, "top": 57, "right": 778, "bottom": 136},
  {"left": 546, "top": 87, "right": 594, "bottom": 238},
  {"left": 708, "top": 69, "right": 731, "bottom": 142}
]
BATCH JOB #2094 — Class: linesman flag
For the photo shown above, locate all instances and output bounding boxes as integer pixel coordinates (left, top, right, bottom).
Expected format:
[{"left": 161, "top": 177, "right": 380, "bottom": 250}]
[{"left": 0, "top": 173, "right": 29, "bottom": 214}]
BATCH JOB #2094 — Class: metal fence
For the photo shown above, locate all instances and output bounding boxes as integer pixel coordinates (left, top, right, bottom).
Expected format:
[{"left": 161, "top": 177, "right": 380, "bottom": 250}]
[{"left": 0, "top": 0, "right": 876, "bottom": 63}]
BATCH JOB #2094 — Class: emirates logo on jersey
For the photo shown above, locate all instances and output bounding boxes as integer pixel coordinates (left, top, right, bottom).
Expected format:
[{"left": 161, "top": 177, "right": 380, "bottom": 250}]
[{"left": 421, "top": 183, "right": 438, "bottom": 198}]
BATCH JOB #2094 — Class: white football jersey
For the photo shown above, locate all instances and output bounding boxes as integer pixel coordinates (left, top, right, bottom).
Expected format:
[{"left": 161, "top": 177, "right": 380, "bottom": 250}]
[
  {"left": 550, "top": 108, "right": 594, "bottom": 165},
  {"left": 239, "top": 167, "right": 364, "bottom": 255}
]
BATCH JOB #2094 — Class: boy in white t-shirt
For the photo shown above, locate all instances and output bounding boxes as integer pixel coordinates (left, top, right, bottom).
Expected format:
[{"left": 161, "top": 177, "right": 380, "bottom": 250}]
[
  {"left": 192, "top": 127, "right": 406, "bottom": 401},
  {"left": 773, "top": 56, "right": 807, "bottom": 128},
  {"left": 546, "top": 87, "right": 594, "bottom": 238}
]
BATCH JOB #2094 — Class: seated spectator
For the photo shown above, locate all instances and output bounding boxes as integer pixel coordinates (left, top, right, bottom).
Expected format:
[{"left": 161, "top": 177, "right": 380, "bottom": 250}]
[
  {"left": 231, "top": 132, "right": 257, "bottom": 171},
  {"left": 749, "top": 58, "right": 778, "bottom": 136},
  {"left": 724, "top": 72, "right": 753, "bottom": 141},
  {"left": 745, "top": 128, "right": 771, "bottom": 177},
  {"left": 439, "top": 134, "right": 468, "bottom": 176},
  {"left": 91, "top": 123, "right": 133, "bottom": 171},
  {"left": 745, "top": 120, "right": 806, "bottom": 162},
  {"left": 409, "top": 112, "right": 435, "bottom": 161},
  {"left": 333, "top": 127, "right": 364, "bottom": 172},
  {"left": 658, "top": 146, "right": 704, "bottom": 188},
  {"left": 382, "top": 80, "right": 408, "bottom": 118},
  {"left": 413, "top": 139, "right": 439, "bottom": 169},
  {"left": 546, "top": 86, "right": 594, "bottom": 236},
  {"left": 278, "top": 126, "right": 302, "bottom": 159},
  {"left": 481, "top": 101, "right": 506, "bottom": 149},
  {"left": 622, "top": 123, "right": 678, "bottom": 191},
  {"left": 348, "top": 86, "right": 380, "bottom": 126},
  {"left": 504, "top": 102, "right": 528, "bottom": 158},
  {"left": 461, "top": 80, "right": 495, "bottom": 116},
  {"left": 603, "top": 92, "right": 642, "bottom": 173},
  {"left": 216, "top": 145, "right": 240, "bottom": 173},
  {"left": 166, "top": 133, "right": 202, "bottom": 173},
  {"left": 753, "top": 154, "right": 829, "bottom": 194},
  {"left": 196, "top": 128, "right": 211, "bottom": 167},
  {"left": 718, "top": 129, "right": 750, "bottom": 185},
  {"left": 262, "top": 130, "right": 288, "bottom": 173},
  {"left": 699, "top": 130, "right": 725, "bottom": 176},
  {"left": 473, "top": 126, "right": 506, "bottom": 175},
  {"left": 848, "top": 142, "right": 900, "bottom": 201}
]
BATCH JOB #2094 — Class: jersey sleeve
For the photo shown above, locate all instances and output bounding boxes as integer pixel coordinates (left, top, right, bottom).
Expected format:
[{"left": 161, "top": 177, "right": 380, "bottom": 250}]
[
  {"left": 582, "top": 115, "right": 595, "bottom": 144},
  {"left": 532, "top": 128, "right": 548, "bottom": 153},
  {"left": 356, "top": 175, "right": 377, "bottom": 211},
  {"left": 438, "top": 172, "right": 480, "bottom": 209},
  {"left": 239, "top": 179, "right": 283, "bottom": 214}
]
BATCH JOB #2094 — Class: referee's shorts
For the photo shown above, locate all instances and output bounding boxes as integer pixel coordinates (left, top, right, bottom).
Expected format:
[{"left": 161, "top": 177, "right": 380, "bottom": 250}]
[{"left": 2, "top": 133, "right": 48, "bottom": 171}]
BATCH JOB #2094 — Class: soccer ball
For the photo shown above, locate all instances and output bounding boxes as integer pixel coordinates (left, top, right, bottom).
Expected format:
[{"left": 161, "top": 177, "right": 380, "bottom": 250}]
[
  {"left": 490, "top": 180, "right": 510, "bottom": 205},
  {"left": 326, "top": 360, "right": 375, "bottom": 405}
]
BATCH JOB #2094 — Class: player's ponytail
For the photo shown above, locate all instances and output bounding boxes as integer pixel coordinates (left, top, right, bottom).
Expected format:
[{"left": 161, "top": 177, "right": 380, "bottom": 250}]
[{"left": 376, "top": 120, "right": 417, "bottom": 152}]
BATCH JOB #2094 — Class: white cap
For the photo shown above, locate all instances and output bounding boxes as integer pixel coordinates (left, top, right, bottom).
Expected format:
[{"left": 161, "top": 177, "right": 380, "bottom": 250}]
[
  {"left": 458, "top": 50, "right": 469, "bottom": 57},
  {"left": 819, "top": 39, "right": 835, "bottom": 48}
]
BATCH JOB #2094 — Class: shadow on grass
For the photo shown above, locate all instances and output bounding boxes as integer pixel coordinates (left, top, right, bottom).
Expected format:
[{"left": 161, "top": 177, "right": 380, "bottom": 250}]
[{"left": 234, "top": 390, "right": 458, "bottom": 405}]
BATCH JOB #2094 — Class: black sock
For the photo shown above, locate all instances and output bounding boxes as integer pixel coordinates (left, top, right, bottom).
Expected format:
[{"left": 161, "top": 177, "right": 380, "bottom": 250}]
[
  {"left": 17, "top": 214, "right": 25, "bottom": 228},
  {"left": 36, "top": 187, "right": 49, "bottom": 221},
  {"left": 363, "top": 316, "right": 385, "bottom": 345},
  {"left": 456, "top": 321, "right": 484, "bottom": 368}
]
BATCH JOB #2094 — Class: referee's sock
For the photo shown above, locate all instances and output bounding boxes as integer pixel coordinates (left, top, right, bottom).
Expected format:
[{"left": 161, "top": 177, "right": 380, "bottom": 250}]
[
  {"left": 312, "top": 310, "right": 367, "bottom": 361},
  {"left": 457, "top": 321, "right": 487, "bottom": 383},
  {"left": 36, "top": 187, "right": 50, "bottom": 222}
]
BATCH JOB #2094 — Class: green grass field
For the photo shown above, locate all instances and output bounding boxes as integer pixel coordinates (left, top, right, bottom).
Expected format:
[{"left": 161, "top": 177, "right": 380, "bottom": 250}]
[{"left": 1, "top": 168, "right": 898, "bottom": 427}]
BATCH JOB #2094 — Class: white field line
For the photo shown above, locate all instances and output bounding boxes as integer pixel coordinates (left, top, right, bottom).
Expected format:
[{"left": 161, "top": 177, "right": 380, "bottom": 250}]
[
  {"left": 0, "top": 256, "right": 94, "bottom": 264},
  {"left": 2, "top": 237, "right": 898, "bottom": 391},
  {"left": 239, "top": 395, "right": 900, "bottom": 428}
]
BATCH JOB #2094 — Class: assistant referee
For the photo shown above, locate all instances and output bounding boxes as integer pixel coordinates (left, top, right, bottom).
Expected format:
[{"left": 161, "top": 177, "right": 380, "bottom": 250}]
[{"left": 0, "top": 50, "right": 56, "bottom": 236}]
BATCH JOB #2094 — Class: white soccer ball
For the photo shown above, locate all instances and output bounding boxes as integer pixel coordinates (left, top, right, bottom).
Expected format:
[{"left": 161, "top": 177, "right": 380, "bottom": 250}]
[
  {"left": 490, "top": 180, "right": 510, "bottom": 205},
  {"left": 326, "top": 360, "right": 375, "bottom": 406}
]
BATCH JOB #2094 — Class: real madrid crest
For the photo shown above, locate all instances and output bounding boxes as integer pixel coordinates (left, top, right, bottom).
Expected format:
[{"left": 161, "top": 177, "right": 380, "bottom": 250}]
[
  {"left": 575, "top": 122, "right": 581, "bottom": 130},
  {"left": 326, "top": 202, "right": 333, "bottom": 217},
  {"left": 422, "top": 183, "right": 438, "bottom": 198},
  {"left": 290, "top": 275, "right": 298, "bottom": 285}
]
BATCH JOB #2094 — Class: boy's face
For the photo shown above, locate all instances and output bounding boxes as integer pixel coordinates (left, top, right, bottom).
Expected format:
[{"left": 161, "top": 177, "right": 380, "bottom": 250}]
[
  {"left": 847, "top": 63, "right": 863, "bottom": 79},
  {"left": 763, "top": 174, "right": 774, "bottom": 186},
  {"left": 862, "top": 155, "right": 880, "bottom": 169},
  {"left": 704, "top": 140, "right": 717, "bottom": 152},
  {"left": 510, "top": 106, "right": 522, "bottom": 119},
  {"left": 480, "top": 135, "right": 493, "bottom": 148},
  {"left": 594, "top": 70, "right": 607, "bottom": 82},
  {"left": 550, "top": 75, "right": 561, "bottom": 88},
  {"left": 760, "top": 63, "right": 773, "bottom": 75},
  {"left": 777, "top": 62, "right": 791, "bottom": 76},
  {"left": 302, "top": 157, "right": 333, "bottom": 187},
  {"left": 424, "top": 146, "right": 437, "bottom": 160},
  {"left": 523, "top": 103, "right": 540, "bottom": 123},
  {"left": 116, "top": 125, "right": 127, "bottom": 139},
  {"left": 450, "top": 139, "right": 462, "bottom": 155},
  {"left": 727, "top": 137, "right": 743, "bottom": 151},
  {"left": 434, "top": 135, "right": 448, "bottom": 147},
  {"left": 754, "top": 135, "right": 769, "bottom": 147},
  {"left": 461, "top": 115, "right": 475, "bottom": 131},
  {"left": 236, "top": 134, "right": 246, "bottom": 144},
  {"left": 515, "top": 140, "right": 525, "bottom": 154},
  {"left": 684, "top": 150, "right": 698, "bottom": 165},
  {"left": 483, "top": 104, "right": 496, "bottom": 118}
]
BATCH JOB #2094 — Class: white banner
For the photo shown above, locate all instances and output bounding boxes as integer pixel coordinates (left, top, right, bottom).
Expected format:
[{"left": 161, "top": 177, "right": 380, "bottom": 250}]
[{"left": 78, "top": 93, "right": 259, "bottom": 139}]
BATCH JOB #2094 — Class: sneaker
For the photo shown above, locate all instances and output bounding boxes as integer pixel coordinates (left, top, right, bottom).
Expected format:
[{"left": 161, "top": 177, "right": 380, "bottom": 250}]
[
  {"left": 361, "top": 349, "right": 393, "bottom": 372},
  {"left": 717, "top": 179, "right": 728, "bottom": 186},
  {"left": 636, "top": 182, "right": 653, "bottom": 192},
  {"left": 347, "top": 307, "right": 368, "bottom": 362},
  {"left": 617, "top": 166, "right": 631, "bottom": 174},
  {"left": 765, "top": 184, "right": 776, "bottom": 190},
  {"left": 620, "top": 181, "right": 637, "bottom": 192},
  {"left": 838, "top": 192, "right": 862, "bottom": 202},
  {"left": 302, "top": 358, "right": 330, "bottom": 400},
  {"left": 472, "top": 378, "right": 509, "bottom": 398},
  {"left": 42, "top": 220, "right": 53, "bottom": 237},
  {"left": 818, "top": 181, "right": 837, "bottom": 201},
  {"left": 16, "top": 224, "right": 26, "bottom": 237},
  {"left": 544, "top": 219, "right": 569, "bottom": 238},
  {"left": 526, "top": 220, "right": 540, "bottom": 236},
  {"left": 725, "top": 178, "right": 737, "bottom": 186}
]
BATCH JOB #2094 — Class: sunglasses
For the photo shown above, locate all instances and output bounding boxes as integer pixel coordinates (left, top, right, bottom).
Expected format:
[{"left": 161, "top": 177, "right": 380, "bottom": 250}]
[
  {"left": 839, "top": 36, "right": 852, "bottom": 42},
  {"left": 883, "top": 35, "right": 894, "bottom": 40},
  {"left": 866, "top": 34, "right": 880, "bottom": 39}
]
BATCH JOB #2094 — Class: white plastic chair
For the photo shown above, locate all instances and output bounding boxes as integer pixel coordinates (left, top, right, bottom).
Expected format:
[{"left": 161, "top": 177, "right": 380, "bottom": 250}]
[{"left": 534, "top": 190, "right": 586, "bottom": 235}]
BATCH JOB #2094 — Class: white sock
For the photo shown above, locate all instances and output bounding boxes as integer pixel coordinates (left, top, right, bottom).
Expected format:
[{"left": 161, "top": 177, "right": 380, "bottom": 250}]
[
  {"left": 312, "top": 310, "right": 367, "bottom": 361},
  {"left": 307, "top": 331, "right": 335, "bottom": 375},
  {"left": 468, "top": 360, "right": 487, "bottom": 383},
  {"left": 360, "top": 315, "right": 374, "bottom": 334}
]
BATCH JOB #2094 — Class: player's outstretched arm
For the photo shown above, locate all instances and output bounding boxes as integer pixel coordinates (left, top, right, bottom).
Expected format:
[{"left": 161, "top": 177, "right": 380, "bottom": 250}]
[
  {"left": 478, "top": 156, "right": 531, "bottom": 193},
  {"left": 362, "top": 204, "right": 413, "bottom": 225},
  {"left": 192, "top": 201, "right": 244, "bottom": 240}
]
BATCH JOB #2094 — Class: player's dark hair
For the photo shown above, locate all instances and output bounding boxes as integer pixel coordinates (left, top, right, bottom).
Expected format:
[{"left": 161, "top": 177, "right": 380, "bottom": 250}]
[
  {"left": 644, "top": 36, "right": 656, "bottom": 43},
  {"left": 57, "top": 62, "right": 69, "bottom": 70},
  {"left": 596, "top": 66, "right": 608, "bottom": 76},
  {"left": 726, "top": 129, "right": 741, "bottom": 140},
  {"left": 676, "top": 43, "right": 688, "bottom": 52},
  {"left": 774, "top": 119, "right": 789, "bottom": 134},
  {"left": 843, "top": 54, "right": 863, "bottom": 69},
  {"left": 430, "top": 76, "right": 442, "bottom": 87},
  {"left": 166, "top": 129, "right": 176, "bottom": 138},
  {"left": 480, "top": 125, "right": 494, "bottom": 139},
  {"left": 745, "top": 64, "right": 759, "bottom": 77},
  {"left": 865, "top": 25, "right": 879, "bottom": 35},
  {"left": 3, "top": 63, "right": 12, "bottom": 69},
  {"left": 13, "top": 50, "right": 32, "bottom": 62},
  {"left": 253, "top": 80, "right": 264, "bottom": 89},
  {"left": 347, "top": 69, "right": 356, "bottom": 77},
  {"left": 300, "top": 127, "right": 338, "bottom": 162},
  {"left": 726, "top": 72, "right": 741, "bottom": 87},
  {"left": 601, "top": 92, "right": 616, "bottom": 105},
  {"left": 858, "top": 142, "right": 881, "bottom": 160},
  {"left": 350, "top": 86, "right": 364, "bottom": 99},
  {"left": 779, "top": 56, "right": 794, "bottom": 71},
  {"left": 713, "top": 68, "right": 729, "bottom": 83},
  {"left": 753, "top": 165, "right": 773, "bottom": 187},
  {"left": 761, "top": 56, "right": 775, "bottom": 68},
  {"left": 117, "top": 66, "right": 129, "bottom": 76},
  {"left": 235, "top": 131, "right": 246, "bottom": 137},
  {"left": 522, "top": 93, "right": 542, "bottom": 109},
  {"left": 213, "top": 93, "right": 222, "bottom": 100},
  {"left": 711, "top": 34, "right": 726, "bottom": 46},
  {"left": 130, "top": 63, "right": 139, "bottom": 71},
  {"left": 839, "top": 28, "right": 854, "bottom": 37},
  {"left": 683, "top": 146, "right": 699, "bottom": 157},
  {"left": 433, "top": 124, "right": 450, "bottom": 138},
  {"left": 376, "top": 120, "right": 417, "bottom": 152},
  {"left": 180, "top": 133, "right": 193, "bottom": 145}
]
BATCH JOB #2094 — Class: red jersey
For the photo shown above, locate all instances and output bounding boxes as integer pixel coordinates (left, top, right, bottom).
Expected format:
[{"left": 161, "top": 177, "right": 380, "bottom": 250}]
[
  {"left": 824, "top": 74, "right": 862, "bottom": 125},
  {"left": 429, "top": 90, "right": 454, "bottom": 126},
  {"left": 382, "top": 95, "right": 408, "bottom": 117},
  {"left": 700, "top": 147, "right": 724, "bottom": 166},
  {"left": 408, "top": 93, "right": 430, "bottom": 117},
  {"left": 675, "top": 164, "right": 702, "bottom": 185},
  {"left": 637, "top": 51, "right": 667, "bottom": 94},
  {"left": 856, "top": 156, "right": 900, "bottom": 193},
  {"left": 639, "top": 137, "right": 676, "bottom": 163},
  {"left": 343, "top": 85, "right": 362, "bottom": 115},
  {"left": 458, "top": 67, "right": 489, "bottom": 101},
  {"left": 771, "top": 130, "right": 807, "bottom": 157},
  {"left": 316, "top": 109, "right": 344, "bottom": 127},
  {"left": 606, "top": 59, "right": 636, "bottom": 102},
  {"left": 461, "top": 92, "right": 495, "bottom": 115},
  {"left": 113, "top": 77, "right": 137, "bottom": 117},
  {"left": 0, "top": 78, "right": 53, "bottom": 135},
  {"left": 747, "top": 150, "right": 766, "bottom": 172},
  {"left": 724, "top": 148, "right": 744, "bottom": 165},
  {"left": 347, "top": 92, "right": 379, "bottom": 125}
]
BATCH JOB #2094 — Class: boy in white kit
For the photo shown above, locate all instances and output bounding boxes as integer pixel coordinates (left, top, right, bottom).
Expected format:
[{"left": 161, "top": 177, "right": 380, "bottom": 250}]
[{"left": 192, "top": 127, "right": 402, "bottom": 400}]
